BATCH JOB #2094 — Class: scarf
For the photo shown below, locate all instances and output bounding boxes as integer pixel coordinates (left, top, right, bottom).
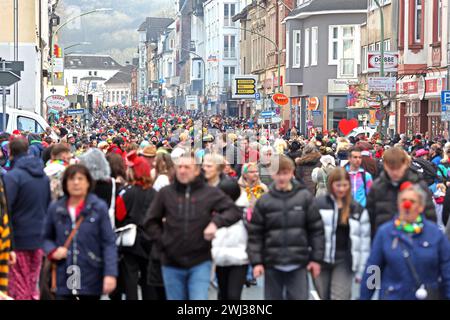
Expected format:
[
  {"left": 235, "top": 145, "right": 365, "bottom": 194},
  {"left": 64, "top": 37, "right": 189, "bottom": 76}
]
[{"left": 394, "top": 215, "right": 424, "bottom": 234}]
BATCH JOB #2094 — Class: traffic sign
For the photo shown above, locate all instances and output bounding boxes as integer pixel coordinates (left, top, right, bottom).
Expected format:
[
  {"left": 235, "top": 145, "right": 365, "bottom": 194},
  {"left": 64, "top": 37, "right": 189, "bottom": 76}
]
[
  {"left": 0, "top": 89, "right": 10, "bottom": 95},
  {"left": 0, "top": 71, "right": 20, "bottom": 86},
  {"left": 441, "top": 91, "right": 450, "bottom": 121},
  {"left": 261, "top": 111, "right": 275, "bottom": 118},
  {"left": 255, "top": 93, "right": 261, "bottom": 100},
  {"left": 66, "top": 108, "right": 86, "bottom": 115},
  {"left": 368, "top": 77, "right": 396, "bottom": 92},
  {"left": 232, "top": 75, "right": 257, "bottom": 99}
]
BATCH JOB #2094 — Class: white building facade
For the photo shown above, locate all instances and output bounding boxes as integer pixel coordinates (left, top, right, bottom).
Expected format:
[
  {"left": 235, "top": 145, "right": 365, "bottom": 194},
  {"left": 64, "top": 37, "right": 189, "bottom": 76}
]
[{"left": 204, "top": 0, "right": 240, "bottom": 114}]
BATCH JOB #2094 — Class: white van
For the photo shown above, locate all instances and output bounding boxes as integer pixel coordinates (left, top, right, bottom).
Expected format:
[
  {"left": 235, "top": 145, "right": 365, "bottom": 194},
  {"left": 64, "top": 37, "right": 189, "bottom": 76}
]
[{"left": 0, "top": 108, "right": 58, "bottom": 140}]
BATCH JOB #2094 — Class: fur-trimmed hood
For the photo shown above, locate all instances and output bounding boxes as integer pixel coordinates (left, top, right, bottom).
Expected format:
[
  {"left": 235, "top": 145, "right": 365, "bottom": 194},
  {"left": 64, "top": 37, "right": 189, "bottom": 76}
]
[{"left": 295, "top": 151, "right": 321, "bottom": 166}]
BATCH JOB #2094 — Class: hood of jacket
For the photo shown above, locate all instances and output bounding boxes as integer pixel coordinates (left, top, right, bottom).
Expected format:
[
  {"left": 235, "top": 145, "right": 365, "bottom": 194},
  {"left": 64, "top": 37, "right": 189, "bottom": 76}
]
[
  {"left": 269, "top": 179, "right": 306, "bottom": 199},
  {"left": 296, "top": 151, "right": 321, "bottom": 166},
  {"left": 14, "top": 154, "right": 45, "bottom": 177},
  {"left": 78, "top": 148, "right": 111, "bottom": 181},
  {"left": 379, "top": 168, "right": 421, "bottom": 186}
]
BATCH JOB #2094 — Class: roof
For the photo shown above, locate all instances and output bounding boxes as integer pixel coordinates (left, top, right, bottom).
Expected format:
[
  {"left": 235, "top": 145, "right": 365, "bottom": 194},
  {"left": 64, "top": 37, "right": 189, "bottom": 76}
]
[
  {"left": 138, "top": 17, "right": 174, "bottom": 42},
  {"left": 104, "top": 71, "right": 132, "bottom": 85},
  {"left": 286, "top": 0, "right": 367, "bottom": 20},
  {"left": 65, "top": 54, "right": 122, "bottom": 70}
]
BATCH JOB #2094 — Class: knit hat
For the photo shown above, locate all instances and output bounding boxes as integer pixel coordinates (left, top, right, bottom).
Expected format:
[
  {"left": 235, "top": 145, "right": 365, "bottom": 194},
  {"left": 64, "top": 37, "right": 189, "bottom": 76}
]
[
  {"left": 126, "top": 151, "right": 150, "bottom": 180},
  {"left": 415, "top": 149, "right": 429, "bottom": 157},
  {"left": 78, "top": 148, "right": 111, "bottom": 180}
]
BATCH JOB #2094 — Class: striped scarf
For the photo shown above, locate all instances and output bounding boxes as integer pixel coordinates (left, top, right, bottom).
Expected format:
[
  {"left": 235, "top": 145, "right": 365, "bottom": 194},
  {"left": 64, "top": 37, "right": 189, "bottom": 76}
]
[{"left": 0, "top": 179, "right": 11, "bottom": 293}]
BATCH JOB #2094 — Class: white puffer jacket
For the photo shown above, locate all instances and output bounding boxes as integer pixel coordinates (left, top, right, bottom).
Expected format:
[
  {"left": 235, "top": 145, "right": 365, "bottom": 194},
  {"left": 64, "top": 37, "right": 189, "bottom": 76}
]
[
  {"left": 212, "top": 220, "right": 249, "bottom": 267},
  {"left": 315, "top": 195, "right": 371, "bottom": 279}
]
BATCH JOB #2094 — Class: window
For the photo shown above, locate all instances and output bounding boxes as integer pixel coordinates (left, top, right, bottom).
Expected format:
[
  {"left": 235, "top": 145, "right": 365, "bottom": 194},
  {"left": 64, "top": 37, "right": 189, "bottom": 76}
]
[
  {"left": 292, "top": 30, "right": 301, "bottom": 68},
  {"left": 94, "top": 71, "right": 97, "bottom": 76},
  {"left": 224, "top": 35, "right": 236, "bottom": 58},
  {"left": 286, "top": 31, "right": 290, "bottom": 68},
  {"left": 361, "top": 46, "right": 368, "bottom": 73},
  {"left": 341, "top": 26, "right": 355, "bottom": 76},
  {"left": 384, "top": 39, "right": 391, "bottom": 51},
  {"left": 311, "top": 27, "right": 318, "bottom": 66},
  {"left": 223, "top": 66, "right": 235, "bottom": 89},
  {"left": 369, "top": 43, "right": 376, "bottom": 52},
  {"left": 88, "top": 71, "right": 92, "bottom": 76},
  {"left": 437, "top": 0, "right": 442, "bottom": 41},
  {"left": 304, "top": 28, "right": 310, "bottom": 67},
  {"left": 329, "top": 26, "right": 339, "bottom": 64},
  {"left": 17, "top": 117, "right": 38, "bottom": 133},
  {"left": 414, "top": 0, "right": 422, "bottom": 43},
  {"left": 91, "top": 82, "right": 97, "bottom": 90},
  {"left": 72, "top": 77, "right": 78, "bottom": 84},
  {"left": 375, "top": 42, "right": 381, "bottom": 52},
  {"left": 434, "top": 0, "right": 442, "bottom": 42},
  {"left": 224, "top": 3, "right": 235, "bottom": 27}
]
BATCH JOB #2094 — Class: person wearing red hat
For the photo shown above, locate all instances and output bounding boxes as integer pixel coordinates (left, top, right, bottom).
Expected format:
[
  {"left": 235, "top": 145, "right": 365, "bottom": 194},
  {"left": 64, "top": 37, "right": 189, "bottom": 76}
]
[{"left": 112, "top": 151, "right": 164, "bottom": 300}]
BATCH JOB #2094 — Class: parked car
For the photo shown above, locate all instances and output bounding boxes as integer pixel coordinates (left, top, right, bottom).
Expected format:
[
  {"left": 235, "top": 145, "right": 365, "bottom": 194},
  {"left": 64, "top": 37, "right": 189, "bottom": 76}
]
[{"left": 0, "top": 108, "right": 58, "bottom": 140}]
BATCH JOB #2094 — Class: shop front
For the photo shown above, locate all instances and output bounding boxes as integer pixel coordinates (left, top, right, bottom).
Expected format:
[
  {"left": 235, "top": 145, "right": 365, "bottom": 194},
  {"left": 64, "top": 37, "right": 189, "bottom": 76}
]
[{"left": 397, "top": 74, "right": 447, "bottom": 138}]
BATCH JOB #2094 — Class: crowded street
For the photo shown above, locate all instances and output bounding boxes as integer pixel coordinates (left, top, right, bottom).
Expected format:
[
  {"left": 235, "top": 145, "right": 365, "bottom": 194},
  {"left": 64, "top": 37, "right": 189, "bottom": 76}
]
[{"left": 1, "top": 0, "right": 450, "bottom": 304}]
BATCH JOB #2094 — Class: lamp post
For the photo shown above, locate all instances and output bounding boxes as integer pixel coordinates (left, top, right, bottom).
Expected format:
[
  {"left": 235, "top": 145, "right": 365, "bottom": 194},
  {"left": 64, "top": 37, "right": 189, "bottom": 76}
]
[
  {"left": 50, "top": 8, "right": 112, "bottom": 85},
  {"left": 64, "top": 42, "right": 91, "bottom": 51},
  {"left": 228, "top": 26, "right": 281, "bottom": 93},
  {"left": 373, "top": 0, "right": 385, "bottom": 77},
  {"left": 178, "top": 47, "right": 206, "bottom": 111}
]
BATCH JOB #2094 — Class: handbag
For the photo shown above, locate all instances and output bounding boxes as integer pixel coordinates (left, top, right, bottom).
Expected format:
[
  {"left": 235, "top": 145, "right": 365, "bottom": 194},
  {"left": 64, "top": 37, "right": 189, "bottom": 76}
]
[
  {"left": 400, "top": 240, "right": 443, "bottom": 300},
  {"left": 39, "top": 216, "right": 85, "bottom": 300},
  {"left": 115, "top": 224, "right": 137, "bottom": 247}
]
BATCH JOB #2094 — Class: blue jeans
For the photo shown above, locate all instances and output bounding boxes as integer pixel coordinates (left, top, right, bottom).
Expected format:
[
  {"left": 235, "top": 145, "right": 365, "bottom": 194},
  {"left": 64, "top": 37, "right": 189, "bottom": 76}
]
[{"left": 161, "top": 260, "right": 212, "bottom": 300}]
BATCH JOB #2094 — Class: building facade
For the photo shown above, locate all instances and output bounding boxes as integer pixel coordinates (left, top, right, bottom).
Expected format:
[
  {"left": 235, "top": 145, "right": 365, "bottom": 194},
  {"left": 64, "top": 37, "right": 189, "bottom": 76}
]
[
  {"left": 204, "top": 0, "right": 240, "bottom": 115},
  {"left": 284, "top": 0, "right": 366, "bottom": 135},
  {"left": 0, "top": 0, "right": 51, "bottom": 114},
  {"left": 396, "top": 0, "right": 449, "bottom": 139}
]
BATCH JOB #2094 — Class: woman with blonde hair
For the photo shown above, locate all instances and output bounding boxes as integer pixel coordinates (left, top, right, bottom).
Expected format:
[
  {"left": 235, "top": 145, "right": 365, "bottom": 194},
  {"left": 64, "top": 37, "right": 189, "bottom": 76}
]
[{"left": 314, "top": 167, "right": 371, "bottom": 300}]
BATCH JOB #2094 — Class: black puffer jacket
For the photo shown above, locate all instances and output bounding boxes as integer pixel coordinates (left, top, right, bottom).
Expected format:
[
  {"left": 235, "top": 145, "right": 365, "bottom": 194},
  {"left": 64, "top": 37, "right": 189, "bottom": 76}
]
[
  {"left": 144, "top": 175, "right": 241, "bottom": 268},
  {"left": 247, "top": 180, "right": 325, "bottom": 267},
  {"left": 366, "top": 169, "right": 437, "bottom": 237}
]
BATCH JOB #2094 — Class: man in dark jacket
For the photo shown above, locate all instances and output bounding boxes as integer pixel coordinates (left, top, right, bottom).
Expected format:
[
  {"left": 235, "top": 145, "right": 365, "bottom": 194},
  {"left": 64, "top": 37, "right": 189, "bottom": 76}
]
[
  {"left": 3, "top": 137, "right": 51, "bottom": 299},
  {"left": 366, "top": 147, "right": 436, "bottom": 238},
  {"left": 248, "top": 154, "right": 325, "bottom": 300},
  {"left": 144, "top": 152, "right": 241, "bottom": 300}
]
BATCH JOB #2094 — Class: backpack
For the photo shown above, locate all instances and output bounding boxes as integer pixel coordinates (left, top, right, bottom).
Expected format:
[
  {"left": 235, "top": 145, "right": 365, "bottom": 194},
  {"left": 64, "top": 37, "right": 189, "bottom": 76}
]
[{"left": 411, "top": 158, "right": 439, "bottom": 186}]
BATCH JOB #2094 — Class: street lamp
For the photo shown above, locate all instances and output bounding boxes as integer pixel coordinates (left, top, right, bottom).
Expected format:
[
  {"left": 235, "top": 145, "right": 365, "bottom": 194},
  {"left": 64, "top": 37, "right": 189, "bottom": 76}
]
[
  {"left": 373, "top": 0, "right": 385, "bottom": 77},
  {"left": 50, "top": 8, "right": 112, "bottom": 85},
  {"left": 227, "top": 26, "right": 282, "bottom": 93},
  {"left": 64, "top": 42, "right": 91, "bottom": 51}
]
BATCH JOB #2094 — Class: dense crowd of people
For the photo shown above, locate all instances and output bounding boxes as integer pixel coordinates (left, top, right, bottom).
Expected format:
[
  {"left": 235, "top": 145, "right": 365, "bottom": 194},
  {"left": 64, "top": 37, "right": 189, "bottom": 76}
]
[{"left": 0, "top": 104, "right": 450, "bottom": 300}]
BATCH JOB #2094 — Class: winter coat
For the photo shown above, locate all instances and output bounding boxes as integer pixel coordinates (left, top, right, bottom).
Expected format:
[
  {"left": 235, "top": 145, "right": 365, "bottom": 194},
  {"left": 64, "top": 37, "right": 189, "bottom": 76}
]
[
  {"left": 3, "top": 154, "right": 51, "bottom": 250},
  {"left": 118, "top": 185, "right": 156, "bottom": 259},
  {"left": 295, "top": 151, "right": 321, "bottom": 194},
  {"left": 212, "top": 220, "right": 249, "bottom": 267},
  {"left": 446, "top": 220, "right": 450, "bottom": 240},
  {"left": 360, "top": 217, "right": 450, "bottom": 300},
  {"left": 366, "top": 169, "right": 436, "bottom": 237},
  {"left": 315, "top": 195, "right": 371, "bottom": 278},
  {"left": 344, "top": 165, "right": 373, "bottom": 208},
  {"left": 43, "top": 194, "right": 118, "bottom": 296},
  {"left": 247, "top": 180, "right": 325, "bottom": 267},
  {"left": 312, "top": 165, "right": 335, "bottom": 197},
  {"left": 144, "top": 175, "right": 242, "bottom": 268}
]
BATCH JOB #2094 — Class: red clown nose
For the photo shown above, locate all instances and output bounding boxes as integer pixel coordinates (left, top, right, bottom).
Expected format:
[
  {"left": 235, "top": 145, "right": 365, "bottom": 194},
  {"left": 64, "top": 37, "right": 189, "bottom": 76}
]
[{"left": 402, "top": 200, "right": 412, "bottom": 210}]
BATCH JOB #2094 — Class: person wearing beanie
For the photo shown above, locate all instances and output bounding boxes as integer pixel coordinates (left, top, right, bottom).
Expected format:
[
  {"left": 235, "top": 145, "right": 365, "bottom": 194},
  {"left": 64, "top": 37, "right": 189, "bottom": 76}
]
[
  {"left": 27, "top": 133, "right": 44, "bottom": 160},
  {"left": 111, "top": 151, "right": 163, "bottom": 300}
]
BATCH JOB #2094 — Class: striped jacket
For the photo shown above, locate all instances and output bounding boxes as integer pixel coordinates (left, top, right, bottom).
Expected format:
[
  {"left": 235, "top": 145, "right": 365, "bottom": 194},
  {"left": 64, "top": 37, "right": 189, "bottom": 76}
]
[{"left": 0, "top": 178, "right": 12, "bottom": 293}]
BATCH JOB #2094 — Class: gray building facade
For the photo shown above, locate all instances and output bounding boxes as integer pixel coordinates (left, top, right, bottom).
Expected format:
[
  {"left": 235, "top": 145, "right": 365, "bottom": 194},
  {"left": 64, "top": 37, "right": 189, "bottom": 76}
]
[{"left": 285, "top": 0, "right": 367, "bottom": 135}]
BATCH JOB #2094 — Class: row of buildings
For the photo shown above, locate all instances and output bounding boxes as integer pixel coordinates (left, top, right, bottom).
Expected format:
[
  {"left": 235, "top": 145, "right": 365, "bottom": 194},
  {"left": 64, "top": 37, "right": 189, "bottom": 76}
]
[
  {"left": 138, "top": 0, "right": 450, "bottom": 138},
  {"left": 0, "top": 1, "right": 138, "bottom": 117}
]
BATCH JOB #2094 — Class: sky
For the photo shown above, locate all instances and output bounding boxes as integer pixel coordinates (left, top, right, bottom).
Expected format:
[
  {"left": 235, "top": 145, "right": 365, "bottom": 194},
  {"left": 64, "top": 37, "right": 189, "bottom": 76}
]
[{"left": 57, "top": 0, "right": 176, "bottom": 65}]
